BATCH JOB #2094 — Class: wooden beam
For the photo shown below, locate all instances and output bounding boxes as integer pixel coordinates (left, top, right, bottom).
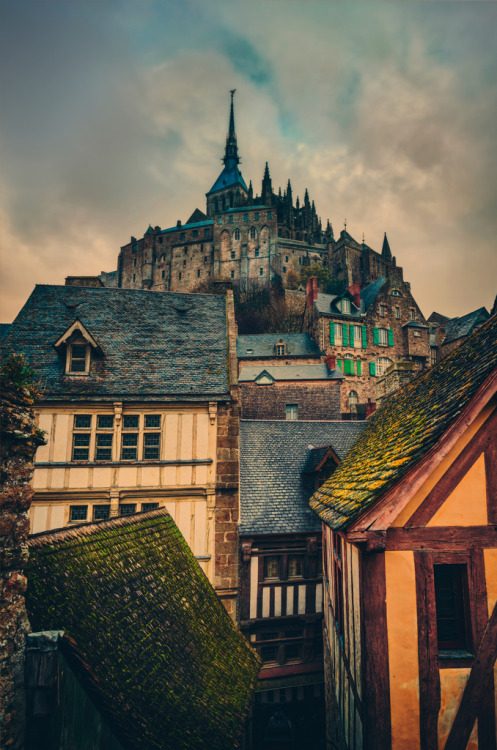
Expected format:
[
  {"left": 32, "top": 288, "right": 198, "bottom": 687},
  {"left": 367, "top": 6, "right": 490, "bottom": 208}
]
[
  {"left": 444, "top": 601, "right": 497, "bottom": 750},
  {"left": 384, "top": 526, "right": 497, "bottom": 551},
  {"left": 414, "top": 551, "right": 440, "bottom": 749}
]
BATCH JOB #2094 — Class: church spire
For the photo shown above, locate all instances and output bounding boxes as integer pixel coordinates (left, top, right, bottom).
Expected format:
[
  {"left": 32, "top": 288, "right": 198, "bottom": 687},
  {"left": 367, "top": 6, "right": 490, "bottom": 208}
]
[
  {"left": 223, "top": 89, "right": 240, "bottom": 166},
  {"left": 382, "top": 232, "right": 392, "bottom": 260}
]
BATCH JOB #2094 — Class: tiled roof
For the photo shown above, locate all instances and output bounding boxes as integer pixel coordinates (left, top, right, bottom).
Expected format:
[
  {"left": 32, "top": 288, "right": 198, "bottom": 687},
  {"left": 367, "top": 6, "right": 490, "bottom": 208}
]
[
  {"left": 207, "top": 165, "right": 248, "bottom": 194},
  {"left": 310, "top": 313, "right": 497, "bottom": 530},
  {"left": 443, "top": 307, "right": 489, "bottom": 345},
  {"left": 240, "top": 420, "right": 366, "bottom": 535},
  {"left": 1, "top": 285, "right": 230, "bottom": 401},
  {"left": 360, "top": 276, "right": 387, "bottom": 312},
  {"left": 0, "top": 323, "right": 11, "bottom": 339},
  {"left": 236, "top": 333, "right": 321, "bottom": 358},
  {"left": 160, "top": 219, "right": 213, "bottom": 235},
  {"left": 238, "top": 364, "right": 342, "bottom": 382},
  {"left": 26, "top": 511, "right": 260, "bottom": 750}
]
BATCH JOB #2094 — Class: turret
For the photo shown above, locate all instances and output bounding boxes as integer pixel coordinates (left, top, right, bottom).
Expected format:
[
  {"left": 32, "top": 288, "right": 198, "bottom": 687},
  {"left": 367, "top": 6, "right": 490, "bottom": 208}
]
[{"left": 382, "top": 232, "right": 392, "bottom": 261}]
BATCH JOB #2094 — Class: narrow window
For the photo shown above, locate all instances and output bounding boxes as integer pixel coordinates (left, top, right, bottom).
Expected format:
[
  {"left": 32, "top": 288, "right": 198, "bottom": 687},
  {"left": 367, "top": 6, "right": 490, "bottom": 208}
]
[
  {"left": 378, "top": 328, "right": 388, "bottom": 346},
  {"left": 197, "top": 269, "right": 200, "bottom": 278},
  {"left": 288, "top": 555, "right": 303, "bottom": 578},
  {"left": 283, "top": 266, "right": 287, "bottom": 273},
  {"left": 410, "top": 309, "right": 416, "bottom": 321},
  {"left": 229, "top": 215, "right": 234, "bottom": 224},
  {"left": 395, "top": 306, "right": 400, "bottom": 319},
  {"left": 234, "top": 228, "right": 240, "bottom": 240},
  {"left": 133, "top": 258, "right": 137, "bottom": 267},
  {"left": 162, "top": 270, "right": 166, "bottom": 279},
  {"left": 143, "top": 414, "right": 161, "bottom": 459},
  {"left": 158, "top": 236, "right": 163, "bottom": 244},
  {"left": 255, "top": 248, "right": 259, "bottom": 257},
  {"left": 192, "top": 229, "right": 198, "bottom": 238},
  {"left": 121, "top": 414, "right": 139, "bottom": 460},
  {"left": 341, "top": 299, "right": 350, "bottom": 314},
  {"left": 95, "top": 414, "right": 114, "bottom": 461},
  {"left": 259, "top": 267, "right": 263, "bottom": 276},
  {"left": 231, "top": 250, "right": 235, "bottom": 259},
  {"left": 231, "top": 270, "right": 235, "bottom": 279},
  {"left": 250, "top": 227, "right": 257, "bottom": 240},
  {"left": 204, "top": 228, "right": 210, "bottom": 237},
  {"left": 69, "top": 344, "right": 88, "bottom": 373},
  {"left": 72, "top": 414, "right": 91, "bottom": 460},
  {"left": 244, "top": 213, "right": 248, "bottom": 222},
  {"left": 267, "top": 211, "right": 271, "bottom": 219},
  {"left": 434, "top": 564, "right": 470, "bottom": 651},
  {"left": 179, "top": 272, "right": 182, "bottom": 280},
  {"left": 255, "top": 212, "right": 259, "bottom": 221},
  {"left": 133, "top": 274, "right": 136, "bottom": 283},
  {"left": 286, "top": 404, "right": 298, "bottom": 421},
  {"left": 264, "top": 556, "right": 280, "bottom": 579},
  {"left": 180, "top": 232, "right": 185, "bottom": 241},
  {"left": 349, "top": 391, "right": 358, "bottom": 411}
]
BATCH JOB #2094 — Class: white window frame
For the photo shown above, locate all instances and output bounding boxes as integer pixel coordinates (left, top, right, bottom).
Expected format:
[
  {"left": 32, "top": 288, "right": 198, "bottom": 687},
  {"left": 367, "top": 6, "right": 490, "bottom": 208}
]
[
  {"left": 286, "top": 404, "right": 298, "bottom": 421},
  {"left": 353, "top": 325, "right": 362, "bottom": 349},
  {"left": 334, "top": 322, "right": 343, "bottom": 343},
  {"left": 341, "top": 298, "right": 350, "bottom": 314},
  {"left": 377, "top": 328, "right": 389, "bottom": 346},
  {"left": 66, "top": 342, "right": 91, "bottom": 375},
  {"left": 376, "top": 357, "right": 393, "bottom": 376}
]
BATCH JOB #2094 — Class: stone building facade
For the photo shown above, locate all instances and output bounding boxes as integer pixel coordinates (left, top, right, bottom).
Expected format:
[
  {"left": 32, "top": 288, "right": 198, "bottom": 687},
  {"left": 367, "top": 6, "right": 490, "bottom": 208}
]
[
  {"left": 304, "top": 263, "right": 430, "bottom": 417},
  {"left": 115, "top": 91, "right": 333, "bottom": 294}
]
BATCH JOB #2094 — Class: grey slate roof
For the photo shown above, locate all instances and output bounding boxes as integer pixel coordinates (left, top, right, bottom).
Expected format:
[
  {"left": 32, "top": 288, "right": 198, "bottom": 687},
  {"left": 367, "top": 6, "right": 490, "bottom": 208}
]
[
  {"left": 0, "top": 324, "right": 11, "bottom": 339},
  {"left": 2, "top": 285, "right": 230, "bottom": 401},
  {"left": 238, "top": 364, "right": 342, "bottom": 382},
  {"left": 160, "top": 219, "right": 213, "bottom": 235},
  {"left": 360, "top": 276, "right": 387, "bottom": 312},
  {"left": 236, "top": 334, "right": 321, "bottom": 358},
  {"left": 240, "top": 420, "right": 366, "bottom": 535},
  {"left": 443, "top": 307, "right": 489, "bottom": 345},
  {"left": 207, "top": 165, "right": 248, "bottom": 195}
]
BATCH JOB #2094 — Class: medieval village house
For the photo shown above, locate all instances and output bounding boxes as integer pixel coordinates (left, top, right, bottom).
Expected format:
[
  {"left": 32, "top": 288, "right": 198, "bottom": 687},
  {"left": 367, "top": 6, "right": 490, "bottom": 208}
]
[
  {"left": 1, "top": 284, "right": 240, "bottom": 618},
  {"left": 310, "top": 313, "right": 497, "bottom": 750}
]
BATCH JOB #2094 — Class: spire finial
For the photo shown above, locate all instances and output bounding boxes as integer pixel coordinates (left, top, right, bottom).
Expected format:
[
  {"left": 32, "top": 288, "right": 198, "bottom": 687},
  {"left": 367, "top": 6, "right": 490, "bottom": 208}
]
[
  {"left": 344, "top": 218, "right": 347, "bottom": 230},
  {"left": 223, "top": 90, "right": 240, "bottom": 166}
]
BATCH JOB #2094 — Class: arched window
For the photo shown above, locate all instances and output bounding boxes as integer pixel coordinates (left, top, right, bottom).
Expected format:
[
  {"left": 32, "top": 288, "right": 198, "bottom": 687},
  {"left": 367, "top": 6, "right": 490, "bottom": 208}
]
[
  {"left": 250, "top": 227, "right": 257, "bottom": 240},
  {"left": 349, "top": 391, "right": 358, "bottom": 411},
  {"left": 234, "top": 228, "right": 241, "bottom": 240},
  {"left": 376, "top": 357, "right": 393, "bottom": 376}
]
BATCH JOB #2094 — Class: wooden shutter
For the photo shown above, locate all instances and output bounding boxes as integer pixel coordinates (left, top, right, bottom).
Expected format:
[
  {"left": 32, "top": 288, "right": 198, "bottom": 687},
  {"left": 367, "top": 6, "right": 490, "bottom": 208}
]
[
  {"left": 342, "top": 324, "right": 348, "bottom": 347},
  {"left": 330, "top": 322, "right": 335, "bottom": 345},
  {"left": 344, "top": 358, "right": 354, "bottom": 375},
  {"left": 349, "top": 324, "right": 354, "bottom": 346},
  {"left": 388, "top": 329, "right": 394, "bottom": 347},
  {"left": 337, "top": 359, "right": 344, "bottom": 372},
  {"left": 373, "top": 327, "right": 379, "bottom": 346},
  {"left": 369, "top": 362, "right": 376, "bottom": 376},
  {"left": 361, "top": 326, "right": 367, "bottom": 349},
  {"left": 356, "top": 360, "right": 362, "bottom": 375}
]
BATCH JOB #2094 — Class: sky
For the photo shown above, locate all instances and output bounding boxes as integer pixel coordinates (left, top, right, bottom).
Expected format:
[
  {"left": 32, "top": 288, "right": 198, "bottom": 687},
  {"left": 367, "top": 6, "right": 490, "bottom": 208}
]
[{"left": 1, "top": 0, "right": 496, "bottom": 322}]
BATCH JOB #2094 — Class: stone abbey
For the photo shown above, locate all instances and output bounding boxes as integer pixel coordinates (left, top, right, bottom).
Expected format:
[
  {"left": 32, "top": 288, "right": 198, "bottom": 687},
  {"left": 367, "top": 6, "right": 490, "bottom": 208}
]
[{"left": 116, "top": 91, "right": 400, "bottom": 294}]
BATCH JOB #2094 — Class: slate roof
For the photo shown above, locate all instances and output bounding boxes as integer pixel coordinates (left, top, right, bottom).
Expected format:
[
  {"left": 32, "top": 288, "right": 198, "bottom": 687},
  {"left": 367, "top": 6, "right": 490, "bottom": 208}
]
[
  {"left": 0, "top": 324, "right": 11, "bottom": 339},
  {"left": 314, "top": 277, "right": 387, "bottom": 318},
  {"left": 360, "top": 276, "right": 387, "bottom": 312},
  {"left": 310, "top": 312, "right": 497, "bottom": 530},
  {"left": 236, "top": 333, "right": 321, "bottom": 358},
  {"left": 26, "top": 510, "right": 260, "bottom": 750},
  {"left": 443, "top": 307, "right": 489, "bottom": 345},
  {"left": 207, "top": 164, "right": 248, "bottom": 195},
  {"left": 160, "top": 219, "right": 213, "bottom": 235},
  {"left": 238, "top": 364, "right": 342, "bottom": 382},
  {"left": 1, "top": 285, "right": 230, "bottom": 401},
  {"left": 240, "top": 420, "right": 366, "bottom": 535}
]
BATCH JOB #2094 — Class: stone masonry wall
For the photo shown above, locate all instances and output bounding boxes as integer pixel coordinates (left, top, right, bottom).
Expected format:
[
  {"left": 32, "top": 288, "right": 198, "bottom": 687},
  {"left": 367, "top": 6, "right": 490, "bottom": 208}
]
[
  {"left": 240, "top": 381, "right": 341, "bottom": 421},
  {"left": 0, "top": 357, "right": 45, "bottom": 750}
]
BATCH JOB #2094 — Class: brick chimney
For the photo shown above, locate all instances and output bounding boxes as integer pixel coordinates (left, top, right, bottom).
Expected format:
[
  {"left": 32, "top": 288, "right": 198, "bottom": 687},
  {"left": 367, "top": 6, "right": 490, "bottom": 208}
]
[
  {"left": 324, "top": 355, "right": 336, "bottom": 373},
  {"left": 347, "top": 282, "right": 361, "bottom": 308},
  {"left": 306, "top": 276, "right": 318, "bottom": 309},
  {"left": 365, "top": 399, "right": 376, "bottom": 418}
]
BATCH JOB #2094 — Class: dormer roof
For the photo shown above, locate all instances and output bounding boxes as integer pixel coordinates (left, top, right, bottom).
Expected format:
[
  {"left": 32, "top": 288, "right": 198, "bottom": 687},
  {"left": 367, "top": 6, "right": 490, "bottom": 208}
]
[{"left": 53, "top": 319, "right": 102, "bottom": 353}]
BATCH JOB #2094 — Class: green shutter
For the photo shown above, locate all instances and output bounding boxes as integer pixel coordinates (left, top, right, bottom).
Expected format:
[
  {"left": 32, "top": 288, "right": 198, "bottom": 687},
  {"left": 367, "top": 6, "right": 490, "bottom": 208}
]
[
  {"left": 349, "top": 324, "right": 354, "bottom": 346},
  {"left": 337, "top": 359, "right": 344, "bottom": 372},
  {"left": 342, "top": 323, "right": 348, "bottom": 347},
  {"left": 356, "top": 360, "right": 362, "bottom": 376},
  {"left": 330, "top": 322, "right": 335, "bottom": 345},
  {"left": 362, "top": 326, "right": 367, "bottom": 349},
  {"left": 369, "top": 362, "right": 376, "bottom": 376},
  {"left": 388, "top": 328, "right": 394, "bottom": 347},
  {"left": 344, "top": 358, "right": 354, "bottom": 375},
  {"left": 373, "top": 327, "right": 379, "bottom": 346}
]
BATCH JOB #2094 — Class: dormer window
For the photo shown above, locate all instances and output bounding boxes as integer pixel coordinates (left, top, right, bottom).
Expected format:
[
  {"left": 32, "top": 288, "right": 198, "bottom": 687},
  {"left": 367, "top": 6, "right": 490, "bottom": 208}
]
[
  {"left": 275, "top": 341, "right": 286, "bottom": 356},
  {"left": 341, "top": 298, "right": 351, "bottom": 314},
  {"left": 68, "top": 343, "right": 90, "bottom": 373}
]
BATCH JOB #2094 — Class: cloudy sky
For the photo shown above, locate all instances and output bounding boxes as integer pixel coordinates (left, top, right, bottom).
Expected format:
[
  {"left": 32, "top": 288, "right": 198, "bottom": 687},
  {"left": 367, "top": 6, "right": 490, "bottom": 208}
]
[{"left": 1, "top": 0, "right": 496, "bottom": 322}]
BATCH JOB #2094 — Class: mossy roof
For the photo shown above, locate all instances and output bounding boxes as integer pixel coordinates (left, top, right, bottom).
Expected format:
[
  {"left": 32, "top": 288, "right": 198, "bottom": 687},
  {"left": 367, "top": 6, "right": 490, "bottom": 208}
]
[
  {"left": 310, "top": 313, "right": 497, "bottom": 530},
  {"left": 26, "top": 510, "right": 260, "bottom": 749}
]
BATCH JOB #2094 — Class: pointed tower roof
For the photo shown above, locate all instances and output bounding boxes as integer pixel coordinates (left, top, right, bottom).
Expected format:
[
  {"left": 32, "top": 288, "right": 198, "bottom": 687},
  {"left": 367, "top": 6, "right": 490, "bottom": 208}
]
[
  {"left": 382, "top": 232, "right": 392, "bottom": 260},
  {"left": 207, "top": 90, "right": 248, "bottom": 196}
]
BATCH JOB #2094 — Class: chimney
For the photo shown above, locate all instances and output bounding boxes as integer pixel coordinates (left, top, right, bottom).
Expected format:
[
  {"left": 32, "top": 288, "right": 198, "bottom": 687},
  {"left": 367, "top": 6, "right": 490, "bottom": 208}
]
[
  {"left": 365, "top": 399, "right": 376, "bottom": 418},
  {"left": 324, "top": 355, "right": 336, "bottom": 372},
  {"left": 347, "top": 282, "right": 361, "bottom": 308},
  {"left": 306, "top": 276, "right": 318, "bottom": 308},
  {"left": 176, "top": 220, "right": 182, "bottom": 228}
]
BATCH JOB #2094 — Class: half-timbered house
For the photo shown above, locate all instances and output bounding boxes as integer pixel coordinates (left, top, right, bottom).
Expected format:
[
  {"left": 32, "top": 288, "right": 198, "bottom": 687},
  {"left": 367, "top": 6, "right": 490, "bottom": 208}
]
[
  {"left": 239, "top": 419, "right": 365, "bottom": 748},
  {"left": 310, "top": 313, "right": 497, "bottom": 750}
]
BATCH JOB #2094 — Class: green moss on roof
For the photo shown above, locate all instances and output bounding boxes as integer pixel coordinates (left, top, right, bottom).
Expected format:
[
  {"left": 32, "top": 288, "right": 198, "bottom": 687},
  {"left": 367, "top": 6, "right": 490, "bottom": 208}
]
[
  {"left": 310, "top": 314, "right": 497, "bottom": 530},
  {"left": 26, "top": 511, "right": 260, "bottom": 749}
]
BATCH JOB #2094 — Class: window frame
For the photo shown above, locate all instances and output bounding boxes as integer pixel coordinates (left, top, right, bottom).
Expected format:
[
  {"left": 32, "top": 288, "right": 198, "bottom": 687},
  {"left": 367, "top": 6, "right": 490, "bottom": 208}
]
[
  {"left": 285, "top": 404, "right": 298, "bottom": 421},
  {"left": 66, "top": 342, "right": 91, "bottom": 375}
]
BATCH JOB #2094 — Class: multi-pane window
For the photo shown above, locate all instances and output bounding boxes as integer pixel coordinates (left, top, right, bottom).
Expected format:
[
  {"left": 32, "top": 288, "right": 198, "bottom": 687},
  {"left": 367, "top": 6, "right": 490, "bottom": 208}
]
[
  {"left": 255, "top": 248, "right": 259, "bottom": 257},
  {"left": 264, "top": 556, "right": 280, "bottom": 579},
  {"left": 143, "top": 415, "right": 161, "bottom": 459},
  {"left": 93, "top": 505, "right": 110, "bottom": 521},
  {"left": 334, "top": 322, "right": 343, "bottom": 343},
  {"left": 276, "top": 344, "right": 286, "bottom": 356},
  {"left": 250, "top": 227, "right": 257, "bottom": 239},
  {"left": 349, "top": 391, "right": 358, "bottom": 411},
  {"left": 142, "top": 502, "right": 159, "bottom": 512},
  {"left": 231, "top": 250, "right": 235, "bottom": 259},
  {"left": 353, "top": 325, "right": 362, "bottom": 348},
  {"left": 377, "top": 328, "right": 388, "bottom": 346},
  {"left": 259, "top": 267, "right": 263, "bottom": 276},
  {"left": 395, "top": 306, "right": 400, "bottom": 319},
  {"left": 234, "top": 228, "right": 240, "bottom": 240},
  {"left": 288, "top": 555, "right": 303, "bottom": 578},
  {"left": 69, "top": 505, "right": 88, "bottom": 522},
  {"left": 69, "top": 344, "right": 88, "bottom": 373},
  {"left": 286, "top": 404, "right": 298, "bottom": 421},
  {"left": 341, "top": 299, "right": 350, "bottom": 314},
  {"left": 96, "top": 415, "right": 114, "bottom": 461},
  {"left": 121, "top": 414, "right": 139, "bottom": 460},
  {"left": 434, "top": 564, "right": 469, "bottom": 651},
  {"left": 72, "top": 414, "right": 92, "bottom": 460},
  {"left": 376, "top": 357, "right": 393, "bottom": 376},
  {"left": 231, "top": 270, "right": 235, "bottom": 279},
  {"left": 119, "top": 504, "right": 137, "bottom": 516}
]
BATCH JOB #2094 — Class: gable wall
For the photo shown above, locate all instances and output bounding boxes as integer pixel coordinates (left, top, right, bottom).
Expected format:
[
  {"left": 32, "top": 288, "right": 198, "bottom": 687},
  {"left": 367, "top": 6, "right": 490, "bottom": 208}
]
[{"left": 240, "top": 380, "right": 341, "bottom": 421}]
